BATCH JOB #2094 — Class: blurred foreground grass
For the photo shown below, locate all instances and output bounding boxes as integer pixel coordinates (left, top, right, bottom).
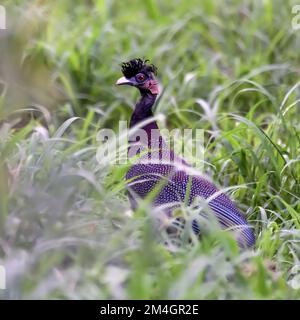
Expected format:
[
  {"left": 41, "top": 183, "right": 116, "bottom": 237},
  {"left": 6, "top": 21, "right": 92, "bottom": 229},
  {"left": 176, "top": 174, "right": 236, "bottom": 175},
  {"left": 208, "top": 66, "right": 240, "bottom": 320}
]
[{"left": 0, "top": 0, "right": 300, "bottom": 299}]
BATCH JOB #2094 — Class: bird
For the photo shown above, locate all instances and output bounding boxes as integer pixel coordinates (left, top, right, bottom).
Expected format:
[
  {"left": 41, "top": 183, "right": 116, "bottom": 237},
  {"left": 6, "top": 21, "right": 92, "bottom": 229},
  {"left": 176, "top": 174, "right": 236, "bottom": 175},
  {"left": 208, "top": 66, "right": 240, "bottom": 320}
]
[{"left": 116, "top": 58, "right": 255, "bottom": 248}]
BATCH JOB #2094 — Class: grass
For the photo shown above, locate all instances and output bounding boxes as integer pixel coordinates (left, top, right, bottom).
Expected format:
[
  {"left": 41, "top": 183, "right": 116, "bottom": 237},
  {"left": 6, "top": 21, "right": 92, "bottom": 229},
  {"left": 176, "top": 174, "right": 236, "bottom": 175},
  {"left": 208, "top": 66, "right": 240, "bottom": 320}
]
[{"left": 0, "top": 0, "right": 300, "bottom": 299}]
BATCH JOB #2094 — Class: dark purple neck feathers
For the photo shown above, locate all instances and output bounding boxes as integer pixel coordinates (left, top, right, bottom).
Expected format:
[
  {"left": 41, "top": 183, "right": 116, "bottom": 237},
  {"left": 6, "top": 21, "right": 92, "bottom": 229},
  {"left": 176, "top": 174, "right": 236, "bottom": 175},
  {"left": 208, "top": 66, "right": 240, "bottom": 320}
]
[
  {"left": 129, "top": 91, "right": 165, "bottom": 155},
  {"left": 129, "top": 91, "right": 158, "bottom": 129}
]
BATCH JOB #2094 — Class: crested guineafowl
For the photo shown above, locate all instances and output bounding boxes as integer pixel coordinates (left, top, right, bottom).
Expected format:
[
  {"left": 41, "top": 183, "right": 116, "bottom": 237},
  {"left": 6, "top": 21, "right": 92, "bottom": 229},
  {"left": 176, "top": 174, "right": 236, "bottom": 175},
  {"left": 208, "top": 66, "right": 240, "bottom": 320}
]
[{"left": 116, "top": 58, "right": 255, "bottom": 248}]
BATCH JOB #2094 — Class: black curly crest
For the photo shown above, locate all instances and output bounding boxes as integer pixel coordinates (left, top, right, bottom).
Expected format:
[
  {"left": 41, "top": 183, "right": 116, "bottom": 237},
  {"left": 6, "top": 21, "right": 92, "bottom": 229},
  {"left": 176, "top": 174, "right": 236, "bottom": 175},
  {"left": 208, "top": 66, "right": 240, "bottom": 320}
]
[{"left": 121, "top": 58, "right": 157, "bottom": 78}]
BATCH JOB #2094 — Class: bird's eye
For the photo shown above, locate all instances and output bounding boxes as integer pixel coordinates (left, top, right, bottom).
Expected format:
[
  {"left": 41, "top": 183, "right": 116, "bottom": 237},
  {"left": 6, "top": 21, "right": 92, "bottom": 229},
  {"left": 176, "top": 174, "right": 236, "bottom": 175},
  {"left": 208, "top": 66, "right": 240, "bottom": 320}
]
[{"left": 136, "top": 73, "right": 146, "bottom": 82}]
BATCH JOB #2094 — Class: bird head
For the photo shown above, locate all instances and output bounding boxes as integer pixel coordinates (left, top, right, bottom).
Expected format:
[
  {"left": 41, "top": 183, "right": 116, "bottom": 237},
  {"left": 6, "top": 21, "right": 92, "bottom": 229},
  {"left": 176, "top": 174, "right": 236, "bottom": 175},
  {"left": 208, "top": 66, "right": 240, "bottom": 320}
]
[{"left": 116, "top": 58, "right": 159, "bottom": 95}]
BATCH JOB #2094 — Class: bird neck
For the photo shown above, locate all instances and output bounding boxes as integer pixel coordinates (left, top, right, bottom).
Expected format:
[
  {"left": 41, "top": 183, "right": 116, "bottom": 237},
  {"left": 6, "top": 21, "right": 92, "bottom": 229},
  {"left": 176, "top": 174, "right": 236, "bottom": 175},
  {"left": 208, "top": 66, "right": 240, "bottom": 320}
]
[
  {"left": 128, "top": 91, "right": 165, "bottom": 155},
  {"left": 130, "top": 91, "right": 158, "bottom": 130}
]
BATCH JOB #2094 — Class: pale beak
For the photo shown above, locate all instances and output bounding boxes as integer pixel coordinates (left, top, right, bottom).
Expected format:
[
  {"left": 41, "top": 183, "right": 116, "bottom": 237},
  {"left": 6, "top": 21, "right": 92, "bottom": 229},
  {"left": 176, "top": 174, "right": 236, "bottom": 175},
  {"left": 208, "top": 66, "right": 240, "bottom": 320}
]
[{"left": 116, "top": 76, "right": 132, "bottom": 86}]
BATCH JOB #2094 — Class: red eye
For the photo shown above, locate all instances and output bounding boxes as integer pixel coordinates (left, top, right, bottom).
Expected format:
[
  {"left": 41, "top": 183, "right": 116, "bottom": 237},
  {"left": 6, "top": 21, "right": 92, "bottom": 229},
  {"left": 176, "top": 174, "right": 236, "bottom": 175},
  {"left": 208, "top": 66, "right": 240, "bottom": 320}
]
[{"left": 136, "top": 73, "right": 145, "bottom": 82}]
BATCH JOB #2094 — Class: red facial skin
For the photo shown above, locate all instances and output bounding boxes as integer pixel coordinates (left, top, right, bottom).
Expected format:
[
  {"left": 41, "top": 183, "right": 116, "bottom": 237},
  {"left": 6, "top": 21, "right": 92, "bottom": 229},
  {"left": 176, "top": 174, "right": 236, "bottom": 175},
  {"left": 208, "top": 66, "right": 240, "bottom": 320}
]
[{"left": 142, "top": 79, "right": 159, "bottom": 95}]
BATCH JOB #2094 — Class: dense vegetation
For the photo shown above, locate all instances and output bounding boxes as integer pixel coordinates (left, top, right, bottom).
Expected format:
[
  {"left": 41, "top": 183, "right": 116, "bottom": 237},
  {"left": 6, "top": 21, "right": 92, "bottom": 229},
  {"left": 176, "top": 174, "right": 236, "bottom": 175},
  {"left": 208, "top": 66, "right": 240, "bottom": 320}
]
[{"left": 0, "top": 0, "right": 300, "bottom": 299}]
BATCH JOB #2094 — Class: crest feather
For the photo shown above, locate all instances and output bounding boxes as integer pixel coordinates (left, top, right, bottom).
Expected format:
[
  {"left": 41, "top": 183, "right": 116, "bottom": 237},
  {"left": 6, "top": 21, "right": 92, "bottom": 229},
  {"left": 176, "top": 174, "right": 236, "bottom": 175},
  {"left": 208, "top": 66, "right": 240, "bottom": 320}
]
[{"left": 121, "top": 58, "right": 157, "bottom": 78}]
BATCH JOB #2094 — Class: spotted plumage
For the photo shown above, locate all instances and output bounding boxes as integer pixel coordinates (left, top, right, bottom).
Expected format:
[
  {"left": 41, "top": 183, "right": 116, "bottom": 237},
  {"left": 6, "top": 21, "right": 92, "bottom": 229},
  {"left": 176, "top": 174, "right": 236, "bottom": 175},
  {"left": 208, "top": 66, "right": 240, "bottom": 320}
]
[{"left": 116, "top": 58, "right": 255, "bottom": 248}]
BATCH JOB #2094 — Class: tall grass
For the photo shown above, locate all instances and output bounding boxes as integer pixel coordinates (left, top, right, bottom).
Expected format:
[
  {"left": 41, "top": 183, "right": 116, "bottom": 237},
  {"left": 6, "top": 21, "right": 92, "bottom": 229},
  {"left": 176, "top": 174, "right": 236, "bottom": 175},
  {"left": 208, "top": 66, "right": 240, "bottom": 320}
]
[{"left": 0, "top": 0, "right": 299, "bottom": 299}]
